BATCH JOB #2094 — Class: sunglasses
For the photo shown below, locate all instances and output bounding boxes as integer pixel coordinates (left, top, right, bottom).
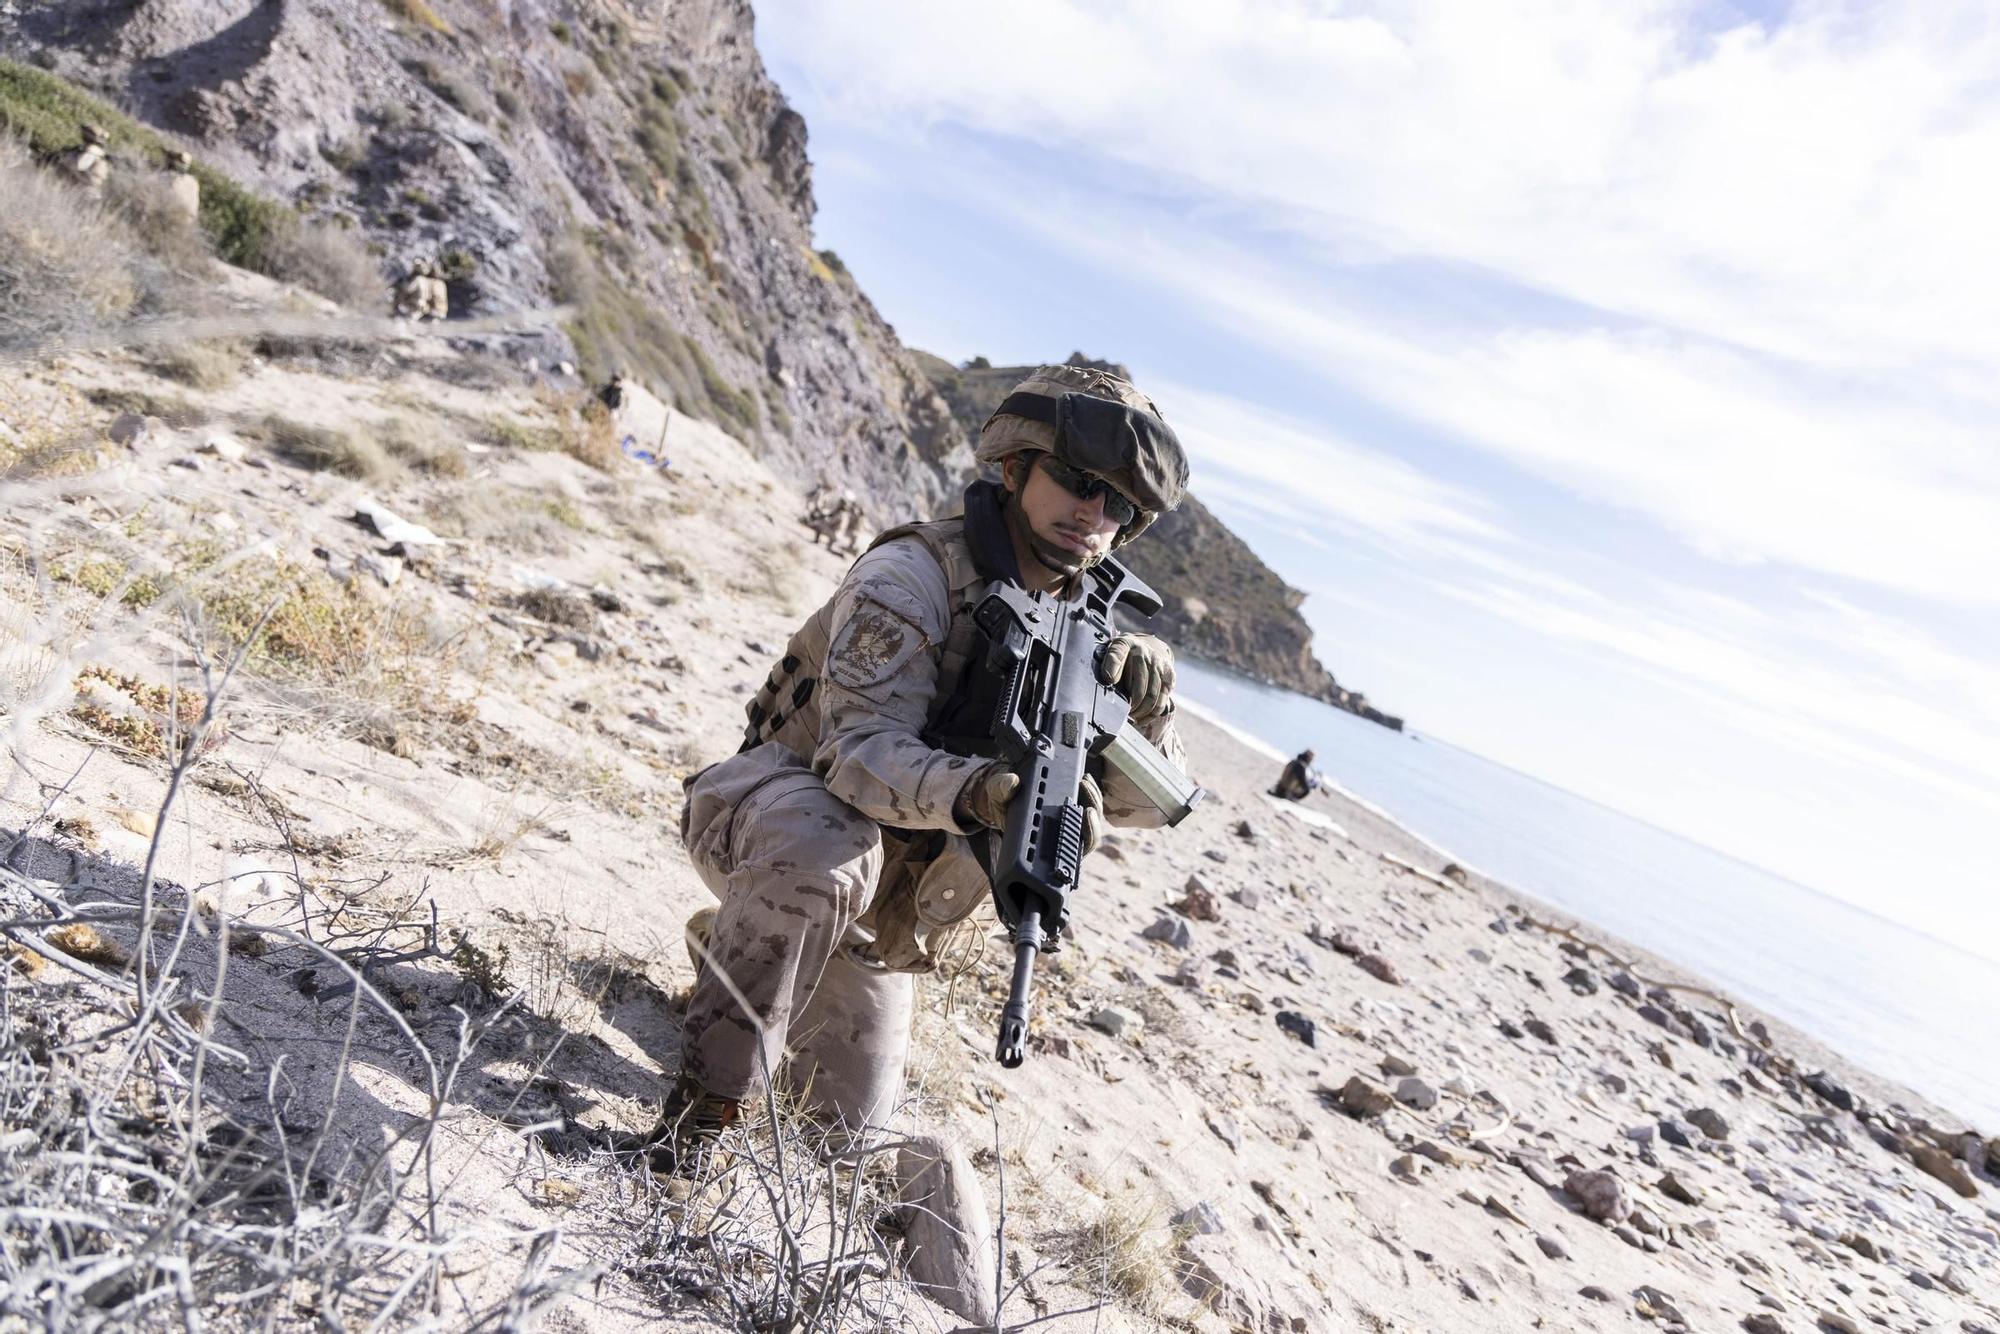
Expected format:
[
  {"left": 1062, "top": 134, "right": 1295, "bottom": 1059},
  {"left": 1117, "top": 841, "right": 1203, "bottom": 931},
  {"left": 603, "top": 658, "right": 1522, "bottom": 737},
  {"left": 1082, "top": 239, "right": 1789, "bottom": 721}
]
[{"left": 1034, "top": 454, "right": 1139, "bottom": 526}]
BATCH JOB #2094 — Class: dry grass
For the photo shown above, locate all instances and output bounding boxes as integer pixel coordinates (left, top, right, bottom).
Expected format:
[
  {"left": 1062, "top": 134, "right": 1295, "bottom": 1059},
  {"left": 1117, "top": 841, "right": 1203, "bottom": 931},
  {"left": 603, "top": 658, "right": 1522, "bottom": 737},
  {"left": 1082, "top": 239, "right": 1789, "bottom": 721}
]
[
  {"left": 258, "top": 412, "right": 399, "bottom": 480},
  {"left": 1051, "top": 1181, "right": 1185, "bottom": 1320},
  {"left": 379, "top": 415, "right": 470, "bottom": 478},
  {"left": 0, "top": 139, "right": 141, "bottom": 344},
  {"left": 259, "top": 215, "right": 383, "bottom": 311},
  {"left": 381, "top": 0, "right": 451, "bottom": 31},
  {"left": 145, "top": 340, "right": 244, "bottom": 392}
]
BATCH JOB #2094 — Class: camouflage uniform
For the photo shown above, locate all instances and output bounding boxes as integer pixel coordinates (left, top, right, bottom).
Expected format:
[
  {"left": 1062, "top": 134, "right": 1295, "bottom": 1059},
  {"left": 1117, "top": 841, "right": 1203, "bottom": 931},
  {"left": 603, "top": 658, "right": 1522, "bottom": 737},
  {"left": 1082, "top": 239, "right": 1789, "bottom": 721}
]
[
  {"left": 61, "top": 125, "right": 110, "bottom": 197},
  {"left": 1271, "top": 752, "right": 1315, "bottom": 801},
  {"left": 829, "top": 494, "right": 867, "bottom": 556},
  {"left": 166, "top": 151, "right": 200, "bottom": 219},
  {"left": 678, "top": 504, "right": 1187, "bottom": 1133}
]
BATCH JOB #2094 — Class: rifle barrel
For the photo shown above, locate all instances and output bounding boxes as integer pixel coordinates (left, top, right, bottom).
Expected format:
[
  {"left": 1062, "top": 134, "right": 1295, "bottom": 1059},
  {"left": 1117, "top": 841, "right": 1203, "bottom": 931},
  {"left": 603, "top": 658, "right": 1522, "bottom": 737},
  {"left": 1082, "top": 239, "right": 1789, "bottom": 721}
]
[{"left": 995, "top": 908, "right": 1044, "bottom": 1068}]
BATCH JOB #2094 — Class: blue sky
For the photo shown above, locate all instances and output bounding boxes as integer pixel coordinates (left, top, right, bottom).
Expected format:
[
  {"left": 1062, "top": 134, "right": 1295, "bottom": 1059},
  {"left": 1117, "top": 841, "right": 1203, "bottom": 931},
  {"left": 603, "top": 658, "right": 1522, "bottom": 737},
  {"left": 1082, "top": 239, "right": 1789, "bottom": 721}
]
[{"left": 754, "top": 1, "right": 2000, "bottom": 958}]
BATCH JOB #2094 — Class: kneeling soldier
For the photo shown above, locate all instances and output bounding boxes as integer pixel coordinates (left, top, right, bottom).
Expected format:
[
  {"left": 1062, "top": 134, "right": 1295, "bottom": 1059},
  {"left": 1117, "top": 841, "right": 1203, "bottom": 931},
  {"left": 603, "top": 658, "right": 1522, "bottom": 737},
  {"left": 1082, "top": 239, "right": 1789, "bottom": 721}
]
[{"left": 649, "top": 363, "right": 1194, "bottom": 1157}]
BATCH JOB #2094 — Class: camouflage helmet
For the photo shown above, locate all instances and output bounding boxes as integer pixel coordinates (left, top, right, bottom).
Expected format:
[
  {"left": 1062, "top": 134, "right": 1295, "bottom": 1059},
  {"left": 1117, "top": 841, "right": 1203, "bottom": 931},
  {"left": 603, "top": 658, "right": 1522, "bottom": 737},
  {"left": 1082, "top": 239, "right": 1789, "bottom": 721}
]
[
  {"left": 79, "top": 123, "right": 108, "bottom": 146},
  {"left": 975, "top": 363, "right": 1188, "bottom": 546}
]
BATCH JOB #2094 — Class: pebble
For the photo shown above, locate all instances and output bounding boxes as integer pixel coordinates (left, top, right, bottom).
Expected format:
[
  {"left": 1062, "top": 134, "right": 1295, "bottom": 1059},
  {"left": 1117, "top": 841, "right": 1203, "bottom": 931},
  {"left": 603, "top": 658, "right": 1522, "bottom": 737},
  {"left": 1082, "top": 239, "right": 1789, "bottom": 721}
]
[
  {"left": 1816, "top": 1312, "right": 1860, "bottom": 1334},
  {"left": 1275, "top": 1010, "right": 1316, "bottom": 1047},
  {"left": 1394, "top": 1077, "right": 1438, "bottom": 1110},
  {"left": 1613, "top": 1222, "right": 1645, "bottom": 1247},
  {"left": 1488, "top": 917, "right": 1510, "bottom": 934},
  {"left": 1741, "top": 1315, "right": 1787, "bottom": 1334},
  {"left": 1380, "top": 1053, "right": 1417, "bottom": 1078},
  {"left": 1206, "top": 1113, "right": 1242, "bottom": 1153},
  {"left": 1535, "top": 1232, "right": 1569, "bottom": 1260},
  {"left": 1390, "top": 1153, "right": 1425, "bottom": 1181},
  {"left": 1658, "top": 1172, "right": 1704, "bottom": 1206},
  {"left": 1089, "top": 1006, "right": 1143, "bottom": 1038},
  {"left": 1228, "top": 887, "right": 1264, "bottom": 910},
  {"left": 1687, "top": 1107, "right": 1732, "bottom": 1140},
  {"left": 1202, "top": 848, "right": 1229, "bottom": 864},
  {"left": 1563, "top": 966, "right": 1599, "bottom": 995},
  {"left": 1803, "top": 1072, "right": 1855, "bottom": 1111},
  {"left": 1626, "top": 1124, "right": 1657, "bottom": 1144},
  {"left": 1141, "top": 916, "right": 1193, "bottom": 949},
  {"left": 1522, "top": 1017, "right": 1556, "bottom": 1044},
  {"left": 1659, "top": 1118, "right": 1705, "bottom": 1150},
  {"left": 1580, "top": 1285, "right": 1613, "bottom": 1302},
  {"left": 1355, "top": 953, "right": 1401, "bottom": 985},
  {"left": 1837, "top": 1231, "right": 1880, "bottom": 1262},
  {"left": 1171, "top": 882, "right": 1223, "bottom": 921},
  {"left": 1635, "top": 1285, "right": 1686, "bottom": 1322},
  {"left": 1608, "top": 971, "right": 1642, "bottom": 998},
  {"left": 1467, "top": 947, "right": 1491, "bottom": 964}
]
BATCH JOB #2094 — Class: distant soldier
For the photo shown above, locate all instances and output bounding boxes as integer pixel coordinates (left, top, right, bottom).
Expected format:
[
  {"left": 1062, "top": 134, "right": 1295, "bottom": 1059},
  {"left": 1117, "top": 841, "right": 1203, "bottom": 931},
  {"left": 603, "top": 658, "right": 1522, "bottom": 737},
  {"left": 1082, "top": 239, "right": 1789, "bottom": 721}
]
[
  {"left": 61, "top": 123, "right": 111, "bottom": 197},
  {"left": 598, "top": 368, "right": 629, "bottom": 412},
  {"left": 800, "top": 480, "right": 838, "bottom": 539},
  {"left": 1270, "top": 748, "right": 1320, "bottom": 801},
  {"left": 165, "top": 149, "right": 200, "bottom": 219},
  {"left": 392, "top": 257, "right": 429, "bottom": 319},
  {"left": 830, "top": 489, "right": 867, "bottom": 556},
  {"left": 418, "top": 259, "right": 450, "bottom": 321}
]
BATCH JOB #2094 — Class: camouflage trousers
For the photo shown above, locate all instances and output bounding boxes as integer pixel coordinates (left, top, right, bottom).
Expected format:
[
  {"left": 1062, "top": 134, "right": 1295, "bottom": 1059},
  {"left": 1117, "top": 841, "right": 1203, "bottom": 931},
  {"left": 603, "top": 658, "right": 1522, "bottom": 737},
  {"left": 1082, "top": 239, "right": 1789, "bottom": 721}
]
[{"left": 678, "top": 743, "right": 912, "bottom": 1133}]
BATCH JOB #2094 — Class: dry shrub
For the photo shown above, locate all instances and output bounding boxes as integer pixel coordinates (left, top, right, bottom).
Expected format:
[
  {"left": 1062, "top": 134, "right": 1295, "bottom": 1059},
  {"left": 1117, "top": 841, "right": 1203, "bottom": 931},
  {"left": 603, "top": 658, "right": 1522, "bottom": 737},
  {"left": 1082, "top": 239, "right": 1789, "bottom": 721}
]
[
  {"left": 0, "top": 139, "right": 139, "bottom": 344},
  {"left": 146, "top": 340, "right": 244, "bottom": 392},
  {"left": 564, "top": 399, "right": 621, "bottom": 471},
  {"left": 1056, "top": 1185, "right": 1182, "bottom": 1318},
  {"left": 260, "top": 412, "right": 399, "bottom": 481},
  {"left": 381, "top": 0, "right": 451, "bottom": 32},
  {"left": 262, "top": 216, "right": 383, "bottom": 312},
  {"left": 427, "top": 489, "right": 574, "bottom": 555},
  {"left": 379, "top": 416, "right": 469, "bottom": 477},
  {"left": 46, "top": 923, "right": 128, "bottom": 967},
  {"left": 103, "top": 169, "right": 213, "bottom": 276},
  {"left": 86, "top": 384, "right": 208, "bottom": 429},
  {"left": 70, "top": 665, "right": 206, "bottom": 760}
]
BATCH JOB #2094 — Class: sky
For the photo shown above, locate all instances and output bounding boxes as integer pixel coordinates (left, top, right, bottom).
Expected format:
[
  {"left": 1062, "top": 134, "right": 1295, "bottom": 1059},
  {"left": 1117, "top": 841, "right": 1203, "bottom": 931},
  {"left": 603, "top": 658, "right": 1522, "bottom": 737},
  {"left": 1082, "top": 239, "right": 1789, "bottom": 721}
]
[{"left": 753, "top": 1, "right": 2000, "bottom": 957}]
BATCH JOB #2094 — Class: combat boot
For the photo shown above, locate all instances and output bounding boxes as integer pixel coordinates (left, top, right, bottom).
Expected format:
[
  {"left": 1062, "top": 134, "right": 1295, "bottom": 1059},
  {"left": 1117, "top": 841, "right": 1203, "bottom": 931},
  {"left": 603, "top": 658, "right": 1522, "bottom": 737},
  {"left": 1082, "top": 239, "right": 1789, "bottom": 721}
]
[{"left": 622, "top": 1071, "right": 741, "bottom": 1175}]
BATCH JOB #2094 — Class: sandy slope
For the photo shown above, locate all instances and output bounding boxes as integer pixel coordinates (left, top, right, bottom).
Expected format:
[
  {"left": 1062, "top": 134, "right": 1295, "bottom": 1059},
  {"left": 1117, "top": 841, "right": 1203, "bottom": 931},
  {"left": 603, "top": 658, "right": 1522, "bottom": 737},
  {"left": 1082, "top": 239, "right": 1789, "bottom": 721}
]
[{"left": 1, "top": 335, "right": 1996, "bottom": 1331}]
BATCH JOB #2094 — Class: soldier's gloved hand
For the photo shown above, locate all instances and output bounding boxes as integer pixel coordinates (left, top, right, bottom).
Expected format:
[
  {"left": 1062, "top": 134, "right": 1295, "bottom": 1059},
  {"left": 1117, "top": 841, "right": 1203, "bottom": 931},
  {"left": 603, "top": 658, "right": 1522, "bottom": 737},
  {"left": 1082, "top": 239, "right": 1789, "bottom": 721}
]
[
  {"left": 1077, "top": 772, "right": 1105, "bottom": 857},
  {"left": 1098, "top": 633, "right": 1176, "bottom": 724},
  {"left": 956, "top": 762, "right": 1020, "bottom": 831}
]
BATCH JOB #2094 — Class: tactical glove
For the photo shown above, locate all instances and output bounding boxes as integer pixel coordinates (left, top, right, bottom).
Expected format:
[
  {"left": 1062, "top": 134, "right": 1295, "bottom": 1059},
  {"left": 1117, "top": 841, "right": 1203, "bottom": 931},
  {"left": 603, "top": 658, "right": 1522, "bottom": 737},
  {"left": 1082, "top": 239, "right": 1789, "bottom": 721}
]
[
  {"left": 957, "top": 762, "right": 1020, "bottom": 831},
  {"left": 957, "top": 764, "right": 1103, "bottom": 858},
  {"left": 1098, "top": 633, "right": 1176, "bottom": 724}
]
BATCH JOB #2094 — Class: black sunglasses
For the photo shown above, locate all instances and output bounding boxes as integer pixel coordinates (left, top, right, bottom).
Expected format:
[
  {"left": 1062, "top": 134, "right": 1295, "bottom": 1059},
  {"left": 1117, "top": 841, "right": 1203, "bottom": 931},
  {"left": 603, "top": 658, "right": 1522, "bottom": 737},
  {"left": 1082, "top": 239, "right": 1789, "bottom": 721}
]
[{"left": 1034, "top": 454, "right": 1139, "bottom": 526}]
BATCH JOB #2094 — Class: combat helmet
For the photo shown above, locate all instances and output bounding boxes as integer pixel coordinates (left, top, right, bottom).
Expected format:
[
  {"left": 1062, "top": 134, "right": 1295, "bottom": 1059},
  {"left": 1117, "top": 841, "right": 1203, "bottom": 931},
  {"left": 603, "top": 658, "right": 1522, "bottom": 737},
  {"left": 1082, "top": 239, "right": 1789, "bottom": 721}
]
[
  {"left": 975, "top": 363, "right": 1188, "bottom": 546},
  {"left": 79, "top": 123, "right": 107, "bottom": 147}
]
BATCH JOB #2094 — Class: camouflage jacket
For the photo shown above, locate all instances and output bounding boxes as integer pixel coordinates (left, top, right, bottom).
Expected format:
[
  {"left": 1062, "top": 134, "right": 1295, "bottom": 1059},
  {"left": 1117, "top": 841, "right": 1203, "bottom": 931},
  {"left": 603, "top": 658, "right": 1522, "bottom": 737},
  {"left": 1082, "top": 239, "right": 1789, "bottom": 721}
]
[{"left": 738, "top": 491, "right": 1188, "bottom": 967}]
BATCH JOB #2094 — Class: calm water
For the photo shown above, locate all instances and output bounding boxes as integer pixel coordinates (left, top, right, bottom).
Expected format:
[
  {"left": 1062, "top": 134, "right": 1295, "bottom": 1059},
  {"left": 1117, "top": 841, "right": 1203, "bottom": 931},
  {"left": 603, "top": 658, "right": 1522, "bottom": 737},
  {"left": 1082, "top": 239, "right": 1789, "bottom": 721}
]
[{"left": 1177, "top": 657, "right": 2000, "bottom": 1130}]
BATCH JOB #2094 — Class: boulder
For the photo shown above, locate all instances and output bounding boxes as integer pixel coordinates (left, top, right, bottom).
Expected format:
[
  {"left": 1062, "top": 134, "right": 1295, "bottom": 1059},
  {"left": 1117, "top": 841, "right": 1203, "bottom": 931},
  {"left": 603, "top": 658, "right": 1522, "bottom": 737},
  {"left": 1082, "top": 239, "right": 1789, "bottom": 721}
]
[
  {"left": 1910, "top": 1144, "right": 1978, "bottom": 1198},
  {"left": 1564, "top": 1169, "right": 1632, "bottom": 1223},
  {"left": 894, "top": 1136, "right": 997, "bottom": 1326}
]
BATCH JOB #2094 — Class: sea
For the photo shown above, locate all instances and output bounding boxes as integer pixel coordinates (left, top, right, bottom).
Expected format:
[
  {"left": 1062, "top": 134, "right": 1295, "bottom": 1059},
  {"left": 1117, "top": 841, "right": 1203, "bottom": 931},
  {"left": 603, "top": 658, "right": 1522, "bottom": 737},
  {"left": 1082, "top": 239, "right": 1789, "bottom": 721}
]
[{"left": 1175, "top": 657, "right": 2000, "bottom": 1131}]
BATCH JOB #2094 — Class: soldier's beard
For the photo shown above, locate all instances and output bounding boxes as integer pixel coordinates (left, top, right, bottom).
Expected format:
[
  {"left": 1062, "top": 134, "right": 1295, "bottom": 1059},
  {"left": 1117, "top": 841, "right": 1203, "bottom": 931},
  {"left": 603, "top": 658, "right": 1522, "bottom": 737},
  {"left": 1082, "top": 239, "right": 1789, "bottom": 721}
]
[{"left": 1024, "top": 529, "right": 1104, "bottom": 579}]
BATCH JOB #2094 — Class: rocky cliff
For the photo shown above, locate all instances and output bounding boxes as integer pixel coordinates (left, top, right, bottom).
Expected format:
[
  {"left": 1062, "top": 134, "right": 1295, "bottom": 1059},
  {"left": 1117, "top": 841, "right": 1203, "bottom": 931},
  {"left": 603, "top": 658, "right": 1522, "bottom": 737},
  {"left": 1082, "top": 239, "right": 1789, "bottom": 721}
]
[
  {"left": 3, "top": 0, "right": 971, "bottom": 514},
  {"left": 2, "top": 0, "right": 1397, "bottom": 724},
  {"left": 919, "top": 352, "right": 1403, "bottom": 728}
]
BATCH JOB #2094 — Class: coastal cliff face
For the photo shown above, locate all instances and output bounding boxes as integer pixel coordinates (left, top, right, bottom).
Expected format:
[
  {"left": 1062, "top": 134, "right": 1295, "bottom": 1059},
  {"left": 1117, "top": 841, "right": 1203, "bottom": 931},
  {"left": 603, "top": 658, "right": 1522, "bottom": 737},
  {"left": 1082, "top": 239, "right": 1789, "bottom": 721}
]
[
  {"left": 919, "top": 352, "right": 1404, "bottom": 728},
  {"left": 1, "top": 0, "right": 1395, "bottom": 723},
  {"left": 2, "top": 0, "right": 972, "bottom": 514}
]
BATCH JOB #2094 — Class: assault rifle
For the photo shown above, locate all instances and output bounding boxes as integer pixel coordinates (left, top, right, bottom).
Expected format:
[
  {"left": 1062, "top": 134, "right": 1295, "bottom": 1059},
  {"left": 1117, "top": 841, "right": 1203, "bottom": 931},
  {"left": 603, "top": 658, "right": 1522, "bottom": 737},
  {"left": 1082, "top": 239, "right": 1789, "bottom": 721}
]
[{"left": 972, "top": 558, "right": 1205, "bottom": 1068}]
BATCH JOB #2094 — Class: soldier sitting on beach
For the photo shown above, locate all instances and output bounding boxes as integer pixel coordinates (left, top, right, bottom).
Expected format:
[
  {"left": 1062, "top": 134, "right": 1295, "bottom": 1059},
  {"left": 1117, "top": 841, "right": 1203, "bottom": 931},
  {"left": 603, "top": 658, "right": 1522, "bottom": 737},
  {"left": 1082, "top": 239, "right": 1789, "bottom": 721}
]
[
  {"left": 639, "top": 362, "right": 1194, "bottom": 1168},
  {"left": 1271, "top": 747, "right": 1320, "bottom": 801}
]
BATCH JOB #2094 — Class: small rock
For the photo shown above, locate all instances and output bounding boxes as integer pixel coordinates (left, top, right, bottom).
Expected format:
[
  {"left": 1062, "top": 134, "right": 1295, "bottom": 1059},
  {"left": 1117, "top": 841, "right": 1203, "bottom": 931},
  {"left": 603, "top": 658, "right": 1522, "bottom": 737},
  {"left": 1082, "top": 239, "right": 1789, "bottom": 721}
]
[
  {"left": 1608, "top": 971, "right": 1643, "bottom": 998},
  {"left": 198, "top": 434, "right": 246, "bottom": 461},
  {"left": 1535, "top": 1232, "right": 1569, "bottom": 1260},
  {"left": 1171, "top": 883, "right": 1222, "bottom": 922},
  {"left": 1380, "top": 1053, "right": 1417, "bottom": 1078},
  {"left": 1202, "top": 847, "right": 1230, "bottom": 864},
  {"left": 1657, "top": 1172, "right": 1704, "bottom": 1206},
  {"left": 1629, "top": 1206, "right": 1662, "bottom": 1235},
  {"left": 1497, "top": 1018, "right": 1525, "bottom": 1040},
  {"left": 1837, "top": 1231, "right": 1880, "bottom": 1262},
  {"left": 1394, "top": 1077, "right": 1439, "bottom": 1110},
  {"left": 1635, "top": 1285, "right": 1686, "bottom": 1322},
  {"left": 1412, "top": 1140, "right": 1460, "bottom": 1167},
  {"left": 1910, "top": 1144, "right": 1978, "bottom": 1198},
  {"left": 1659, "top": 1118, "right": 1705, "bottom": 1150},
  {"left": 1626, "top": 1124, "right": 1657, "bottom": 1144},
  {"left": 537, "top": 1179, "right": 583, "bottom": 1206},
  {"left": 1228, "top": 887, "right": 1264, "bottom": 910},
  {"left": 1389, "top": 1153, "right": 1425, "bottom": 1181},
  {"left": 1089, "top": 1006, "right": 1143, "bottom": 1039},
  {"left": 1741, "top": 1315, "right": 1787, "bottom": 1334},
  {"left": 1612, "top": 1222, "right": 1645, "bottom": 1248},
  {"left": 1563, "top": 966, "right": 1599, "bottom": 995},
  {"left": 1172, "top": 1200, "right": 1225, "bottom": 1236},
  {"left": 1356, "top": 953, "right": 1401, "bottom": 984},
  {"left": 1522, "top": 1016, "right": 1556, "bottom": 1044},
  {"left": 1340, "top": 1075, "right": 1395, "bottom": 1118},
  {"left": 1275, "top": 1010, "right": 1316, "bottom": 1047},
  {"left": 1488, "top": 917, "right": 1510, "bottom": 934},
  {"left": 1687, "top": 1107, "right": 1731, "bottom": 1140},
  {"left": 1141, "top": 916, "right": 1193, "bottom": 950},
  {"left": 1803, "top": 1071, "right": 1855, "bottom": 1112},
  {"left": 1564, "top": 1169, "right": 1632, "bottom": 1223},
  {"left": 1580, "top": 1285, "right": 1613, "bottom": 1302},
  {"left": 108, "top": 412, "right": 158, "bottom": 445},
  {"left": 1513, "top": 1148, "right": 1565, "bottom": 1191},
  {"left": 1816, "top": 1312, "right": 1860, "bottom": 1334},
  {"left": 1467, "top": 947, "right": 1491, "bottom": 964},
  {"left": 1232, "top": 819, "right": 1257, "bottom": 841},
  {"left": 1206, "top": 1113, "right": 1242, "bottom": 1153}
]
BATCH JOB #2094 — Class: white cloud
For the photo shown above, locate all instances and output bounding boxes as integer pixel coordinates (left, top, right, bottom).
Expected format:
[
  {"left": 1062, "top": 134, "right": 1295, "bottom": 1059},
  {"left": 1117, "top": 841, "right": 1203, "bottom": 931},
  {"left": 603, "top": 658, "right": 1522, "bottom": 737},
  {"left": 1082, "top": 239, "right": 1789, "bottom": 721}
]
[{"left": 764, "top": 1, "right": 2000, "bottom": 377}]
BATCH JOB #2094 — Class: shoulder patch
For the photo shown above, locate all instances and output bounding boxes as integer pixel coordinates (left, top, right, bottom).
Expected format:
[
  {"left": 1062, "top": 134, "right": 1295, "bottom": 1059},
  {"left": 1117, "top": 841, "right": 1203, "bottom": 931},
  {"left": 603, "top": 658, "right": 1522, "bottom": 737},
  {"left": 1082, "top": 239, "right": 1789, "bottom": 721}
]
[{"left": 827, "top": 601, "right": 925, "bottom": 691}]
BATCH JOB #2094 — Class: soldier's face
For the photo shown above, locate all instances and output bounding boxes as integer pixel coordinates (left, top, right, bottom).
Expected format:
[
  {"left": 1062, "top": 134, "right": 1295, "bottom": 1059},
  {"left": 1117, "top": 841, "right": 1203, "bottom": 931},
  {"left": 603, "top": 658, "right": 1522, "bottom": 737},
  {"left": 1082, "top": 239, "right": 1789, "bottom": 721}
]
[{"left": 1004, "top": 453, "right": 1123, "bottom": 582}]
